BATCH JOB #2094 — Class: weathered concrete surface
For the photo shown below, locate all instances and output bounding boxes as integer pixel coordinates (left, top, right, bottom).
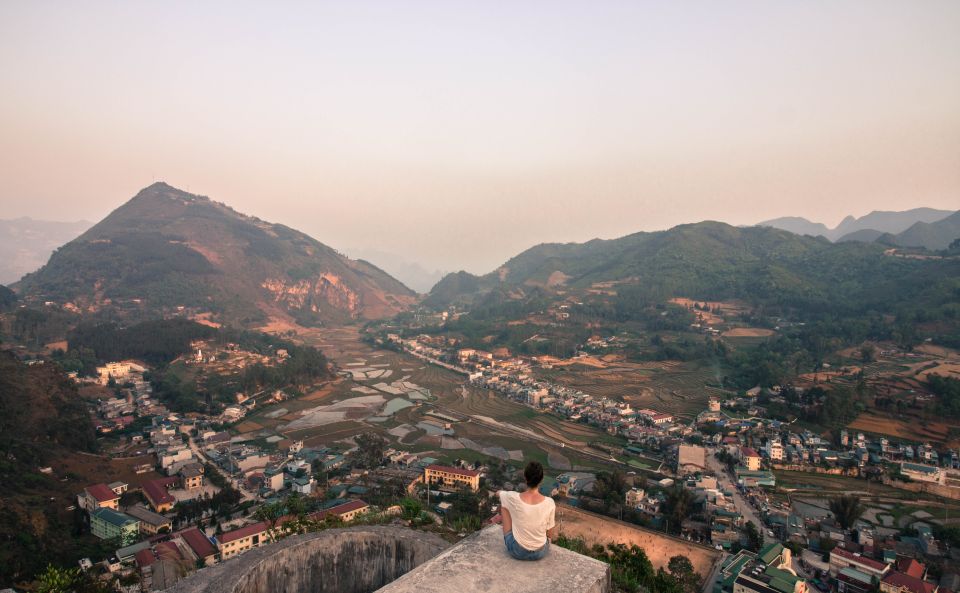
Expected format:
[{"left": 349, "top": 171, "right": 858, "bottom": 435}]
[
  {"left": 557, "top": 505, "right": 721, "bottom": 581},
  {"left": 165, "top": 526, "right": 449, "bottom": 593},
  {"left": 377, "top": 525, "right": 610, "bottom": 593}
]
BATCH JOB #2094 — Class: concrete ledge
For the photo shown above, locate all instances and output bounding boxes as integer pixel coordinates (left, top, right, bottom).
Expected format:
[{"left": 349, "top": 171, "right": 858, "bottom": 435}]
[
  {"left": 165, "top": 526, "right": 450, "bottom": 593},
  {"left": 376, "top": 525, "right": 611, "bottom": 593}
]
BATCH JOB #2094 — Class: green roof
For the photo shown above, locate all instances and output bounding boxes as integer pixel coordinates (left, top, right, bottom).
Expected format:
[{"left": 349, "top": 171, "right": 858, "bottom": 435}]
[
  {"left": 759, "top": 543, "right": 784, "bottom": 565},
  {"left": 764, "top": 566, "right": 801, "bottom": 593},
  {"left": 92, "top": 507, "right": 138, "bottom": 528}
]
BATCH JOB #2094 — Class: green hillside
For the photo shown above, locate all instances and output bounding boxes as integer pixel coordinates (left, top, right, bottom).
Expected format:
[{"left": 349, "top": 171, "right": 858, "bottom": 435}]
[{"left": 428, "top": 220, "right": 960, "bottom": 320}]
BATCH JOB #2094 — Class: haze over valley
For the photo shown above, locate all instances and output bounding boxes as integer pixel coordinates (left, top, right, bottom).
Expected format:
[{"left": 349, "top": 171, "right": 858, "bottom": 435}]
[{"left": 2, "top": 3, "right": 960, "bottom": 593}]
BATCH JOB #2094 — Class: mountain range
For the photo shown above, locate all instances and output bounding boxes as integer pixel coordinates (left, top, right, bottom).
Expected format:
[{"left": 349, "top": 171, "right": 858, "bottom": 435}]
[
  {"left": 13, "top": 183, "right": 416, "bottom": 326},
  {"left": 343, "top": 247, "right": 445, "bottom": 294},
  {"left": 0, "top": 217, "right": 92, "bottom": 285},
  {"left": 426, "top": 220, "right": 959, "bottom": 316},
  {"left": 757, "top": 207, "right": 957, "bottom": 247}
]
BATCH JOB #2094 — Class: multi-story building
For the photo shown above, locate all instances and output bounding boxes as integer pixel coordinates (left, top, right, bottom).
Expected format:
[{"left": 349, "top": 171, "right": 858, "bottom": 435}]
[
  {"left": 311, "top": 500, "right": 370, "bottom": 523},
  {"left": 217, "top": 522, "right": 273, "bottom": 560},
  {"left": 424, "top": 464, "right": 480, "bottom": 492},
  {"left": 179, "top": 464, "right": 204, "bottom": 490},
  {"left": 829, "top": 548, "right": 890, "bottom": 580},
  {"left": 91, "top": 507, "right": 140, "bottom": 545},
  {"left": 837, "top": 568, "right": 874, "bottom": 593},
  {"left": 125, "top": 505, "right": 172, "bottom": 535},
  {"left": 79, "top": 483, "right": 121, "bottom": 512},
  {"left": 740, "top": 448, "right": 762, "bottom": 471},
  {"left": 143, "top": 477, "right": 177, "bottom": 513},
  {"left": 900, "top": 462, "right": 944, "bottom": 485},
  {"left": 880, "top": 572, "right": 938, "bottom": 593},
  {"left": 716, "top": 544, "right": 806, "bottom": 593},
  {"left": 96, "top": 361, "right": 133, "bottom": 385},
  {"left": 177, "top": 526, "right": 218, "bottom": 566},
  {"left": 625, "top": 488, "right": 646, "bottom": 508},
  {"left": 766, "top": 439, "right": 784, "bottom": 462}
]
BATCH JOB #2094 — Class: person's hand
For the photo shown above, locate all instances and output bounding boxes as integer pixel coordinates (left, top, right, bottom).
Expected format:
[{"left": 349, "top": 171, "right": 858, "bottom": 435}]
[{"left": 490, "top": 514, "right": 502, "bottom": 524}]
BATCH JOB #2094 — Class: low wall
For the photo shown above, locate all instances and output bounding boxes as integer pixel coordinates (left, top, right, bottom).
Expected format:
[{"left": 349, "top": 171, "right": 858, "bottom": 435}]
[
  {"left": 165, "top": 526, "right": 450, "bottom": 593},
  {"left": 557, "top": 505, "right": 722, "bottom": 581},
  {"left": 883, "top": 477, "right": 960, "bottom": 501}
]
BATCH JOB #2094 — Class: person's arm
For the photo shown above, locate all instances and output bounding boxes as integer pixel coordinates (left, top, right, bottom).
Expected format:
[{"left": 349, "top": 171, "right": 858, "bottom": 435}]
[
  {"left": 500, "top": 505, "right": 513, "bottom": 534},
  {"left": 545, "top": 504, "right": 558, "bottom": 541}
]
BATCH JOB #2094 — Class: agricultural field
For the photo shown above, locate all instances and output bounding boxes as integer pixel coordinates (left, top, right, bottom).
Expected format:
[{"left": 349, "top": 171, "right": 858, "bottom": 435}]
[
  {"left": 240, "top": 325, "right": 617, "bottom": 472},
  {"left": 847, "top": 412, "right": 959, "bottom": 447},
  {"left": 536, "top": 360, "right": 717, "bottom": 420},
  {"left": 776, "top": 470, "right": 960, "bottom": 527}
]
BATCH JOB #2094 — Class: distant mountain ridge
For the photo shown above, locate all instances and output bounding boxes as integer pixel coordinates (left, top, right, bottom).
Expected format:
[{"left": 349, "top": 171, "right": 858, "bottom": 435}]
[
  {"left": 758, "top": 207, "right": 954, "bottom": 242},
  {"left": 14, "top": 182, "right": 416, "bottom": 325},
  {"left": 426, "top": 220, "right": 959, "bottom": 316},
  {"left": 879, "top": 210, "right": 960, "bottom": 250},
  {"left": 0, "top": 217, "right": 92, "bottom": 285}
]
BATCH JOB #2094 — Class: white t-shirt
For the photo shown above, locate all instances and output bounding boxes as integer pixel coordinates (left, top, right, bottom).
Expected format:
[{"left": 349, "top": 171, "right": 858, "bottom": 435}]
[{"left": 499, "top": 490, "right": 556, "bottom": 551}]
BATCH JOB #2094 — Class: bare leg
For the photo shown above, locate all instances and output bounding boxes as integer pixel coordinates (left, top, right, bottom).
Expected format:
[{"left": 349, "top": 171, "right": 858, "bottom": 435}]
[{"left": 501, "top": 506, "right": 513, "bottom": 535}]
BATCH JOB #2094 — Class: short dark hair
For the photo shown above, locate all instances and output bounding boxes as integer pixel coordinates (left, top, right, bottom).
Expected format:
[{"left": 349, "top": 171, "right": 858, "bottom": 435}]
[{"left": 524, "top": 461, "right": 544, "bottom": 488}]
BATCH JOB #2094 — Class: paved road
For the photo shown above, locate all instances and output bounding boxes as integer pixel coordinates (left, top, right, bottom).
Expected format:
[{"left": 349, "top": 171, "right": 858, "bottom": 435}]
[{"left": 705, "top": 448, "right": 764, "bottom": 530}]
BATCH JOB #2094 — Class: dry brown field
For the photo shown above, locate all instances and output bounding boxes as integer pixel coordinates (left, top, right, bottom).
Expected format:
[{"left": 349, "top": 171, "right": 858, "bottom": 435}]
[
  {"left": 722, "top": 327, "right": 775, "bottom": 337},
  {"left": 558, "top": 505, "right": 721, "bottom": 580},
  {"left": 916, "top": 361, "right": 960, "bottom": 381},
  {"left": 848, "top": 412, "right": 957, "bottom": 446}
]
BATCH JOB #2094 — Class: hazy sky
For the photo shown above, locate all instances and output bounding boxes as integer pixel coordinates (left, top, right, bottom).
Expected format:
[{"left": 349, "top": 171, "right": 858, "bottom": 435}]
[{"left": 1, "top": 1, "right": 958, "bottom": 274}]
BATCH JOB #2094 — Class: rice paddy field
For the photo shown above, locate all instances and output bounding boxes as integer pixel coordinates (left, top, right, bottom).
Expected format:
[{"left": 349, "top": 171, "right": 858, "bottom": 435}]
[{"left": 235, "top": 325, "right": 618, "bottom": 472}]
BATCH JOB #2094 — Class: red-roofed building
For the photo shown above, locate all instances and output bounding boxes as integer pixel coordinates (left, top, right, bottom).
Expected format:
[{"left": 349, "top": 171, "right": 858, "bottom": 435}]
[
  {"left": 79, "top": 483, "right": 121, "bottom": 511},
  {"left": 177, "top": 527, "right": 218, "bottom": 566},
  {"left": 217, "top": 521, "right": 273, "bottom": 559},
  {"left": 424, "top": 464, "right": 480, "bottom": 491},
  {"left": 881, "top": 571, "right": 938, "bottom": 593},
  {"left": 830, "top": 547, "right": 891, "bottom": 579},
  {"left": 897, "top": 559, "right": 926, "bottom": 580},
  {"left": 309, "top": 500, "right": 370, "bottom": 523},
  {"left": 142, "top": 477, "right": 178, "bottom": 513},
  {"left": 135, "top": 548, "right": 157, "bottom": 569},
  {"left": 740, "top": 447, "right": 762, "bottom": 471}
]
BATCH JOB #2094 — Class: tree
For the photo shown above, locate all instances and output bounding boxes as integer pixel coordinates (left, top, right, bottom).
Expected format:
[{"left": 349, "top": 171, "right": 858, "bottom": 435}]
[
  {"left": 859, "top": 344, "right": 875, "bottom": 363},
  {"left": 254, "top": 501, "right": 285, "bottom": 532},
  {"left": 286, "top": 492, "right": 307, "bottom": 518},
  {"left": 668, "top": 555, "right": 701, "bottom": 593},
  {"left": 662, "top": 486, "right": 695, "bottom": 534},
  {"left": 829, "top": 495, "right": 865, "bottom": 530},
  {"left": 400, "top": 497, "right": 423, "bottom": 520},
  {"left": 744, "top": 520, "right": 764, "bottom": 552},
  {"left": 355, "top": 432, "right": 387, "bottom": 469}
]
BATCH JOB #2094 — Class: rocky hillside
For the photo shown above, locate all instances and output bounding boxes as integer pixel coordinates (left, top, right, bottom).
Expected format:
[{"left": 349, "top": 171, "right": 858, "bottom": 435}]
[{"left": 15, "top": 183, "right": 416, "bottom": 325}]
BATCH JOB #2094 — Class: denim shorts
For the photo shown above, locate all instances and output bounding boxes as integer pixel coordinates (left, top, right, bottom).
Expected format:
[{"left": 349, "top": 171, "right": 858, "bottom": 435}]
[{"left": 504, "top": 531, "right": 549, "bottom": 560}]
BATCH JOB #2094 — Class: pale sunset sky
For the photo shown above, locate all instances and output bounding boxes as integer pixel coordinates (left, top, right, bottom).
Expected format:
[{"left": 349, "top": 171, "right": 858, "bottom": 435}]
[{"left": 1, "top": 1, "right": 958, "bottom": 274}]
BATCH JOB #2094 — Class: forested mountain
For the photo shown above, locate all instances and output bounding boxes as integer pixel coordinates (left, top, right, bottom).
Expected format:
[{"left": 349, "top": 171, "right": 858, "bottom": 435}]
[
  {"left": 759, "top": 208, "right": 954, "bottom": 241},
  {"left": 427, "top": 221, "right": 960, "bottom": 323},
  {"left": 880, "top": 211, "right": 960, "bottom": 250},
  {"left": 14, "top": 183, "right": 416, "bottom": 326},
  {"left": 0, "top": 217, "right": 91, "bottom": 285}
]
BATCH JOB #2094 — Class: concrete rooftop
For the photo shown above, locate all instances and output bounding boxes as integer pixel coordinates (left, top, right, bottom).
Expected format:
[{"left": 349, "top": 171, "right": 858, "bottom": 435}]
[{"left": 376, "top": 525, "right": 610, "bottom": 593}]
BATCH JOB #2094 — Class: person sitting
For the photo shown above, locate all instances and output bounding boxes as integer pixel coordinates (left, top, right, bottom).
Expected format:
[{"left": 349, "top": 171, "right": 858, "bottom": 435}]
[{"left": 497, "top": 461, "right": 557, "bottom": 560}]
